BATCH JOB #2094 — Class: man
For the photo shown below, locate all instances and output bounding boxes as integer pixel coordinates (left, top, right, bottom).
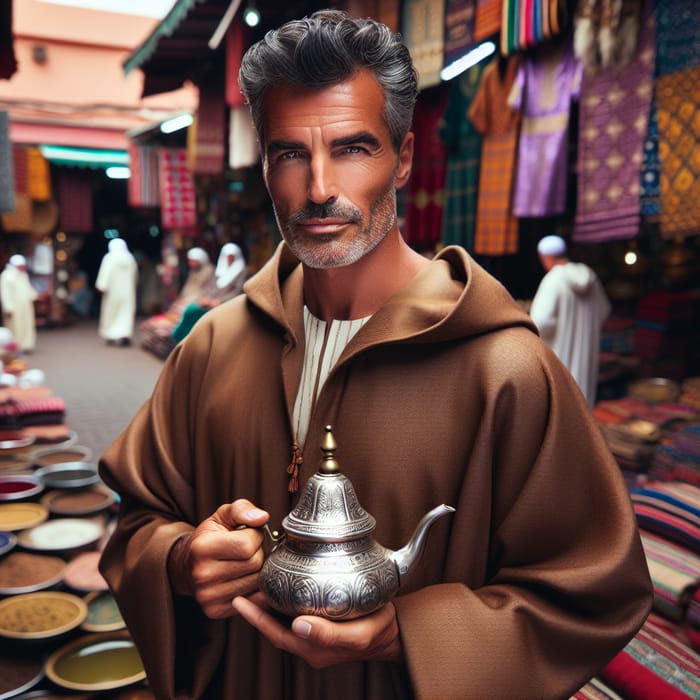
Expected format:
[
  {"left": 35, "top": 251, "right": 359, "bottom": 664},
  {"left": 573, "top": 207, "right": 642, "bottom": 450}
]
[
  {"left": 99, "top": 11, "right": 651, "bottom": 699},
  {"left": 0, "top": 254, "right": 38, "bottom": 353},
  {"left": 530, "top": 235, "right": 611, "bottom": 407},
  {"left": 95, "top": 238, "right": 138, "bottom": 346}
]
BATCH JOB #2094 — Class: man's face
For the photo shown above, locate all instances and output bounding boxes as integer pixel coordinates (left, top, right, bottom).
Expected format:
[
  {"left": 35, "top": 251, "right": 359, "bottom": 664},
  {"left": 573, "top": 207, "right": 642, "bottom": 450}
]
[{"left": 260, "top": 71, "right": 413, "bottom": 269}]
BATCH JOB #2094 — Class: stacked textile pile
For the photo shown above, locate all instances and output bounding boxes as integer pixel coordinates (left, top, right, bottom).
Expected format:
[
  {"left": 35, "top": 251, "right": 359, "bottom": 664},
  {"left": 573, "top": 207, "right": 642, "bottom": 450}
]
[
  {"left": 634, "top": 290, "right": 700, "bottom": 381},
  {"left": 0, "top": 370, "right": 72, "bottom": 446},
  {"left": 573, "top": 480, "right": 700, "bottom": 698},
  {"left": 574, "top": 376, "right": 700, "bottom": 697}
]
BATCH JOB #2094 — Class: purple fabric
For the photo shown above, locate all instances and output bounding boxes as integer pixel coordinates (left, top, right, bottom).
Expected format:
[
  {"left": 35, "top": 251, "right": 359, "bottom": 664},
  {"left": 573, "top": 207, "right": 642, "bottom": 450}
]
[
  {"left": 510, "top": 43, "right": 582, "bottom": 217},
  {"left": 573, "top": 5, "right": 655, "bottom": 243}
]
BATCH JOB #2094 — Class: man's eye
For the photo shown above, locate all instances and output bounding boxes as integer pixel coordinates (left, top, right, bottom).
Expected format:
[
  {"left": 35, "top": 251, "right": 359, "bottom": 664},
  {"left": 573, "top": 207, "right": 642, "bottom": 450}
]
[
  {"left": 280, "top": 151, "right": 301, "bottom": 160},
  {"left": 342, "top": 146, "right": 363, "bottom": 155}
]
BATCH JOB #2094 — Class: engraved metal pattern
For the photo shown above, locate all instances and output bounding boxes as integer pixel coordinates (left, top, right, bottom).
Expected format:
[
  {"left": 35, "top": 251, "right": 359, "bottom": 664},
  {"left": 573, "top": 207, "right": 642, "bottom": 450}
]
[
  {"left": 259, "top": 535, "right": 400, "bottom": 620},
  {"left": 283, "top": 472, "right": 376, "bottom": 541}
]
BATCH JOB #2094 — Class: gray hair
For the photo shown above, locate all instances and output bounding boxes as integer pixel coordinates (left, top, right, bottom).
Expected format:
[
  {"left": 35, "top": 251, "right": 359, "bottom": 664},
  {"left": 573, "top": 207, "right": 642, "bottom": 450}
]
[{"left": 238, "top": 9, "right": 418, "bottom": 151}]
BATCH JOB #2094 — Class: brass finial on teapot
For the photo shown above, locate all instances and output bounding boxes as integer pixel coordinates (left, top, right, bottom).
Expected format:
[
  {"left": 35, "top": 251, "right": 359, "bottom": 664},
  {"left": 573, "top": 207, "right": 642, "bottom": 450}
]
[{"left": 259, "top": 426, "right": 455, "bottom": 620}]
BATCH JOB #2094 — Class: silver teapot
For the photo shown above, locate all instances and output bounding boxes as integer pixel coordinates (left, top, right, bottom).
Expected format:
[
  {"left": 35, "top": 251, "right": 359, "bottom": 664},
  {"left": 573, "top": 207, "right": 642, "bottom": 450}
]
[{"left": 259, "top": 426, "right": 455, "bottom": 620}]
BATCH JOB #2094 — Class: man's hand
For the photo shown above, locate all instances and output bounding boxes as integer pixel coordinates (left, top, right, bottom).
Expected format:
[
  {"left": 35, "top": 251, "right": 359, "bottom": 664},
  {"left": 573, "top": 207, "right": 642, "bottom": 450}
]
[
  {"left": 168, "top": 499, "right": 269, "bottom": 619},
  {"left": 232, "top": 592, "right": 403, "bottom": 668}
]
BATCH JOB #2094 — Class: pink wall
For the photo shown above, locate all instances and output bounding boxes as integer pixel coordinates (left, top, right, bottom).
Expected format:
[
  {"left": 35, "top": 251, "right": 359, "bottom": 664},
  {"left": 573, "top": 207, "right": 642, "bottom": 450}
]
[{"left": 0, "top": 0, "right": 197, "bottom": 145}]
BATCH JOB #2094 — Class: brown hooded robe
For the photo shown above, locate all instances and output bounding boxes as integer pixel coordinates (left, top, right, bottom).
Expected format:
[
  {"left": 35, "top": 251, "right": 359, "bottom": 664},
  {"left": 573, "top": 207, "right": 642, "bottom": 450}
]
[{"left": 99, "top": 243, "right": 651, "bottom": 700}]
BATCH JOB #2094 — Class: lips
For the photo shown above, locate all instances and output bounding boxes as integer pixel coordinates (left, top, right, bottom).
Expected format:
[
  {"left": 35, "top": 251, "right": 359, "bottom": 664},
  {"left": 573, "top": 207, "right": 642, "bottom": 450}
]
[{"left": 299, "top": 219, "right": 349, "bottom": 234}]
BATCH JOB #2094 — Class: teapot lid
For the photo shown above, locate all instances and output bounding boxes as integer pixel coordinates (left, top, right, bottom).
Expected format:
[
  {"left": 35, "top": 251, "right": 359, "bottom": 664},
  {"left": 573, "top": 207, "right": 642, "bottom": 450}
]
[{"left": 282, "top": 426, "right": 376, "bottom": 541}]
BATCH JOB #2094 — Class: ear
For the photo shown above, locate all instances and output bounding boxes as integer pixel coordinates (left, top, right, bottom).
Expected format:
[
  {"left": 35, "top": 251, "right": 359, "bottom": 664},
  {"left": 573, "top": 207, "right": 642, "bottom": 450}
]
[{"left": 395, "top": 132, "right": 414, "bottom": 188}]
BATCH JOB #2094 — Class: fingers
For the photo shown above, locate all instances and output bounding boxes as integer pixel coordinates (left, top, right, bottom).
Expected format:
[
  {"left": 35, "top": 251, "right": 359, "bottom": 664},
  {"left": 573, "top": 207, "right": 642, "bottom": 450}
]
[{"left": 232, "top": 597, "right": 402, "bottom": 667}]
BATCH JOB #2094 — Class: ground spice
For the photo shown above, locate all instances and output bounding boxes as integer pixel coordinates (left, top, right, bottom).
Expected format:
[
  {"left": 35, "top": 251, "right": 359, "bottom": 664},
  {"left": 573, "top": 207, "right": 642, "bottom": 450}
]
[
  {"left": 0, "top": 551, "right": 65, "bottom": 590},
  {"left": 0, "top": 653, "right": 43, "bottom": 695}
]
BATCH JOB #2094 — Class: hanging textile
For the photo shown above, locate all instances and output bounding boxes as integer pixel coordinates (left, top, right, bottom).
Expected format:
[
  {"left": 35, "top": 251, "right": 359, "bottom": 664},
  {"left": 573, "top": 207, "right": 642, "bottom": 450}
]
[
  {"left": 654, "top": 0, "right": 700, "bottom": 77},
  {"left": 467, "top": 56, "right": 521, "bottom": 256},
  {"left": 440, "top": 61, "right": 485, "bottom": 250},
  {"left": 639, "top": 97, "right": 660, "bottom": 218},
  {"left": 0, "top": 111, "right": 14, "bottom": 213},
  {"left": 572, "top": 4, "right": 655, "bottom": 244},
  {"left": 656, "top": 64, "right": 700, "bottom": 239},
  {"left": 402, "top": 0, "right": 445, "bottom": 90},
  {"left": 58, "top": 170, "right": 92, "bottom": 234},
  {"left": 573, "top": 0, "right": 642, "bottom": 71},
  {"left": 12, "top": 145, "right": 28, "bottom": 195},
  {"left": 26, "top": 147, "right": 52, "bottom": 202},
  {"left": 501, "top": 0, "right": 567, "bottom": 55},
  {"left": 508, "top": 41, "right": 582, "bottom": 218},
  {"left": 159, "top": 148, "right": 196, "bottom": 230},
  {"left": 0, "top": 1, "right": 17, "bottom": 80},
  {"left": 474, "top": 0, "right": 501, "bottom": 41},
  {"left": 189, "top": 79, "right": 226, "bottom": 176},
  {"left": 228, "top": 106, "right": 258, "bottom": 170},
  {"left": 225, "top": 18, "right": 246, "bottom": 109},
  {"left": 444, "top": 0, "right": 477, "bottom": 67},
  {"left": 403, "top": 85, "right": 448, "bottom": 250},
  {"left": 127, "top": 145, "right": 160, "bottom": 208}
]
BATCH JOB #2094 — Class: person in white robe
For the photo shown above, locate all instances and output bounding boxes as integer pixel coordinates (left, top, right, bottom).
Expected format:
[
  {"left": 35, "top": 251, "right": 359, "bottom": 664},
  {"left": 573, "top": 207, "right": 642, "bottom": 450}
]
[
  {"left": 530, "top": 235, "right": 611, "bottom": 407},
  {"left": 0, "top": 254, "right": 39, "bottom": 353},
  {"left": 95, "top": 238, "right": 138, "bottom": 346}
]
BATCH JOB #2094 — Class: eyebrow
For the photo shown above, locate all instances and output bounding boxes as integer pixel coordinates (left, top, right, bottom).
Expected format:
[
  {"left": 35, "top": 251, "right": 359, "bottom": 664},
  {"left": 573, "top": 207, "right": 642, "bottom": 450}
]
[{"left": 266, "top": 131, "right": 382, "bottom": 156}]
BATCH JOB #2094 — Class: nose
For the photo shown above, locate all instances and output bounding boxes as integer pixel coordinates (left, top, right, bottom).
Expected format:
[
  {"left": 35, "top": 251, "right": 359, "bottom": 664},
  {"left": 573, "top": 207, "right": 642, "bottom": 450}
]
[{"left": 308, "top": 154, "right": 338, "bottom": 205}]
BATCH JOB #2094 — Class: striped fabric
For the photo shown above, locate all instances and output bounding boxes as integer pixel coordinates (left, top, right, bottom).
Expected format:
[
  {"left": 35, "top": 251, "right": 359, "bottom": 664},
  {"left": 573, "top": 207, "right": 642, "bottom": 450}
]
[
  {"left": 474, "top": 0, "right": 501, "bottom": 41},
  {"left": 601, "top": 614, "right": 700, "bottom": 699},
  {"left": 632, "top": 482, "right": 700, "bottom": 554},
  {"left": 467, "top": 56, "right": 521, "bottom": 256},
  {"left": 292, "top": 308, "right": 371, "bottom": 451},
  {"left": 640, "top": 531, "right": 700, "bottom": 621},
  {"left": 571, "top": 676, "right": 624, "bottom": 699}
]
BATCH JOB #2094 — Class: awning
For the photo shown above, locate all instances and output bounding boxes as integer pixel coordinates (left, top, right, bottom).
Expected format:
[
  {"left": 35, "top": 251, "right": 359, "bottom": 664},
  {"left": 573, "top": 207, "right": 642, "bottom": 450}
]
[
  {"left": 123, "top": 0, "right": 202, "bottom": 76},
  {"left": 10, "top": 122, "right": 129, "bottom": 150}
]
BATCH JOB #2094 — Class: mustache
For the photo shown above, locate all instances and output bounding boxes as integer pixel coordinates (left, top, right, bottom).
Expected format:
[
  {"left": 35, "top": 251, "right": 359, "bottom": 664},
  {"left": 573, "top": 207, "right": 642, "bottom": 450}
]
[{"left": 287, "top": 201, "right": 362, "bottom": 226}]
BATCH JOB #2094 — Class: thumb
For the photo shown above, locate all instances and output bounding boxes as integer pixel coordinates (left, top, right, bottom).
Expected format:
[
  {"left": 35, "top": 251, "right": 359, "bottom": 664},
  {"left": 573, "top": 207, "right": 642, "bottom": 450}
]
[
  {"left": 292, "top": 616, "right": 336, "bottom": 644},
  {"left": 221, "top": 498, "right": 269, "bottom": 529}
]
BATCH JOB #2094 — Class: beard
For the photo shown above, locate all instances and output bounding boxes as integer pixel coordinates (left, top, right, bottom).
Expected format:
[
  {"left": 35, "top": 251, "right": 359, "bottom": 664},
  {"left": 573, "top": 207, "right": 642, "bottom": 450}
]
[{"left": 275, "top": 180, "right": 397, "bottom": 269}]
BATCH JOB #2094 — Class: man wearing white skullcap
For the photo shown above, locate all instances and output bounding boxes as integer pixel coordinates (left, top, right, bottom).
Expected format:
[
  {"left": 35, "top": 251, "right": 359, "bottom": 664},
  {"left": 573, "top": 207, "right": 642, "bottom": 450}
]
[
  {"left": 530, "top": 235, "right": 611, "bottom": 406},
  {"left": 0, "top": 254, "right": 39, "bottom": 353},
  {"left": 95, "top": 238, "right": 138, "bottom": 346}
]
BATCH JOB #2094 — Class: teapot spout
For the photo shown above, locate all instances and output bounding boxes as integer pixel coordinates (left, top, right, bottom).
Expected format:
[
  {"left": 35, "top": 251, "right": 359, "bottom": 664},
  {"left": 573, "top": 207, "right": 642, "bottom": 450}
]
[{"left": 390, "top": 504, "right": 455, "bottom": 583}]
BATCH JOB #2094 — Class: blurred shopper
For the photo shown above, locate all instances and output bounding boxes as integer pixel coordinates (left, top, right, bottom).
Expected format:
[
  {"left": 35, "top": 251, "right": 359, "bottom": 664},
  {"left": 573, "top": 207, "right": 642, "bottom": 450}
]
[
  {"left": 530, "top": 235, "right": 611, "bottom": 406},
  {"left": 95, "top": 238, "right": 138, "bottom": 347},
  {"left": 173, "top": 242, "right": 248, "bottom": 343},
  {"left": 140, "top": 246, "right": 216, "bottom": 359},
  {"left": 0, "top": 254, "right": 38, "bottom": 353}
]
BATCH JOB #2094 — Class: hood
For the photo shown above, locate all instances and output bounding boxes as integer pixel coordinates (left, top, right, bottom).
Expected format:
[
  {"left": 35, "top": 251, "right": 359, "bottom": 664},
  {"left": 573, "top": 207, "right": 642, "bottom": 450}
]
[
  {"left": 244, "top": 243, "right": 536, "bottom": 348},
  {"left": 559, "top": 262, "right": 596, "bottom": 295}
]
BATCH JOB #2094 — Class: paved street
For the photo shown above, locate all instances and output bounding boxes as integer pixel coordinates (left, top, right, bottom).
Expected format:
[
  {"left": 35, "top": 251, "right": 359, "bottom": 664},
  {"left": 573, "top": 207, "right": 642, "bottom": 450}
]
[{"left": 28, "top": 318, "right": 165, "bottom": 460}]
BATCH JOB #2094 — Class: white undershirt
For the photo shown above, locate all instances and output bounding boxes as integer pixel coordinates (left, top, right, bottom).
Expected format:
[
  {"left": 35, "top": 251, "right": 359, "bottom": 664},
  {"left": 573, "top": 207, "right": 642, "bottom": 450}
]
[{"left": 292, "top": 306, "right": 371, "bottom": 448}]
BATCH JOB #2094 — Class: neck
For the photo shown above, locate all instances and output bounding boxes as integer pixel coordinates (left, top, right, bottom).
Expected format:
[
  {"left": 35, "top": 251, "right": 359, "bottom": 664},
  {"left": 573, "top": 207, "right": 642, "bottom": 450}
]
[{"left": 302, "top": 230, "right": 429, "bottom": 321}]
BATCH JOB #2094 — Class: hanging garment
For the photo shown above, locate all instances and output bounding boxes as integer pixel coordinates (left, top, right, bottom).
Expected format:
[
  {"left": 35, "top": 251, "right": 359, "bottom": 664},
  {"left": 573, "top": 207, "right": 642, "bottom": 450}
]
[
  {"left": 508, "top": 42, "right": 582, "bottom": 217},
  {"left": 440, "top": 61, "right": 485, "bottom": 250},
  {"left": 403, "top": 85, "right": 449, "bottom": 250},
  {"left": 468, "top": 56, "right": 521, "bottom": 255}
]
